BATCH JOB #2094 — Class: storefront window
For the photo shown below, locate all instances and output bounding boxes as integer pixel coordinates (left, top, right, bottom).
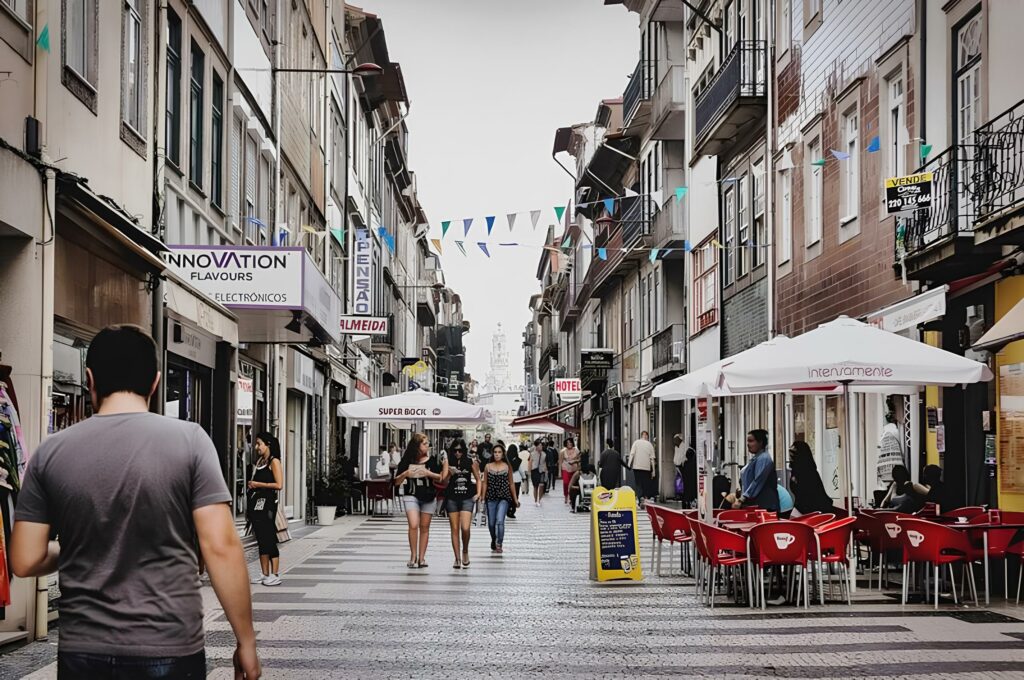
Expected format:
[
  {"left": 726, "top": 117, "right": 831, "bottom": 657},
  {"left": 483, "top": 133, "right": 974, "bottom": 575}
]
[{"left": 235, "top": 360, "right": 265, "bottom": 518}]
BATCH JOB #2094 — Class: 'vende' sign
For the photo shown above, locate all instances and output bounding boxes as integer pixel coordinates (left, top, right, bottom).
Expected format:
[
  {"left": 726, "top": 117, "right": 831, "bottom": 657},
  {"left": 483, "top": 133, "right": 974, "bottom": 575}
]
[
  {"left": 339, "top": 315, "right": 390, "bottom": 335},
  {"left": 885, "top": 172, "right": 933, "bottom": 214}
]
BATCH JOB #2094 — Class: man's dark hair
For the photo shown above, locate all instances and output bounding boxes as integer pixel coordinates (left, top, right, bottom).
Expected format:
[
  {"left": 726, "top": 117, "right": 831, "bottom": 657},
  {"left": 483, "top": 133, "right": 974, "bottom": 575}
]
[
  {"left": 86, "top": 324, "right": 158, "bottom": 400},
  {"left": 605, "top": 438, "right": 614, "bottom": 448}
]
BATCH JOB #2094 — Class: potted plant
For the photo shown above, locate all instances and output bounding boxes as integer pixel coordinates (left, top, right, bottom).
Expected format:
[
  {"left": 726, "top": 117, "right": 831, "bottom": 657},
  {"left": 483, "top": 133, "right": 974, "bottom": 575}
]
[{"left": 315, "top": 461, "right": 354, "bottom": 526}]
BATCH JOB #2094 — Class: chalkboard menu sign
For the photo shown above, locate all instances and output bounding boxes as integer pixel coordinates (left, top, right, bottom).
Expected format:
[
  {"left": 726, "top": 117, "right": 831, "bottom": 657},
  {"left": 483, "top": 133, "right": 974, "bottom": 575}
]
[{"left": 589, "top": 486, "right": 643, "bottom": 582}]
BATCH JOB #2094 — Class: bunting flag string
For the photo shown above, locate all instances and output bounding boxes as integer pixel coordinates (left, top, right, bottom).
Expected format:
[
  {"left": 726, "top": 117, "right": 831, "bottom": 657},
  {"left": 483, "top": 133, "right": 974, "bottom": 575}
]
[
  {"left": 866, "top": 136, "right": 881, "bottom": 153},
  {"left": 675, "top": 187, "right": 688, "bottom": 202},
  {"left": 463, "top": 218, "right": 473, "bottom": 237},
  {"left": 649, "top": 248, "right": 660, "bottom": 262},
  {"left": 330, "top": 228, "right": 345, "bottom": 245},
  {"left": 597, "top": 247, "right": 607, "bottom": 261},
  {"left": 561, "top": 235, "right": 572, "bottom": 250},
  {"left": 378, "top": 227, "right": 395, "bottom": 254},
  {"left": 477, "top": 243, "right": 490, "bottom": 258},
  {"left": 507, "top": 213, "right": 517, "bottom": 231},
  {"left": 603, "top": 198, "right": 615, "bottom": 215},
  {"left": 554, "top": 206, "right": 566, "bottom": 223},
  {"left": 530, "top": 210, "right": 542, "bottom": 230},
  {"left": 485, "top": 216, "right": 496, "bottom": 235},
  {"left": 454, "top": 240, "right": 467, "bottom": 256},
  {"left": 920, "top": 143, "right": 932, "bottom": 160},
  {"left": 36, "top": 24, "right": 50, "bottom": 52},
  {"left": 441, "top": 220, "right": 451, "bottom": 238},
  {"left": 831, "top": 149, "right": 850, "bottom": 161},
  {"left": 430, "top": 238, "right": 442, "bottom": 255}
]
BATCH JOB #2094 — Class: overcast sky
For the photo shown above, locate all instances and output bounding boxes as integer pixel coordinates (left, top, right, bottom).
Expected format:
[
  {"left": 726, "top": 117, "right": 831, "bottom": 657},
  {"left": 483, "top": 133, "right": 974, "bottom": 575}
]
[{"left": 364, "top": 0, "right": 639, "bottom": 388}]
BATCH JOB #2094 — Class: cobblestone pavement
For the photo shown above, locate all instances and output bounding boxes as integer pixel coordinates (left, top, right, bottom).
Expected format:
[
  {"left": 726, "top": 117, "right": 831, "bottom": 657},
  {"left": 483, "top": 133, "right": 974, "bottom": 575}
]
[{"left": 5, "top": 488, "right": 1024, "bottom": 678}]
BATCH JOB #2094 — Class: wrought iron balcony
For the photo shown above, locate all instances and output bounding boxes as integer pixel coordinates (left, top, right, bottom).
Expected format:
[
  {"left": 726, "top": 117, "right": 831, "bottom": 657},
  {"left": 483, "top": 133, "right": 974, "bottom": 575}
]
[
  {"left": 652, "top": 323, "right": 686, "bottom": 377},
  {"left": 647, "top": 195, "right": 686, "bottom": 250},
  {"left": 621, "top": 196, "right": 649, "bottom": 248},
  {"left": 622, "top": 60, "right": 652, "bottom": 131},
  {"left": 651, "top": 65, "right": 687, "bottom": 141},
  {"left": 370, "top": 313, "right": 396, "bottom": 353},
  {"left": 416, "top": 287, "right": 436, "bottom": 327},
  {"left": 973, "top": 97, "right": 1024, "bottom": 242},
  {"left": 694, "top": 41, "right": 767, "bottom": 156}
]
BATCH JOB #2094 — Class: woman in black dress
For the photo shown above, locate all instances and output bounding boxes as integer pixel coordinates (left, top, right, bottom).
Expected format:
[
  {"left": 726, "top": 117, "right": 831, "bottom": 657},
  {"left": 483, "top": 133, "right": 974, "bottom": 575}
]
[
  {"left": 249, "top": 432, "right": 284, "bottom": 586},
  {"left": 443, "top": 439, "right": 479, "bottom": 569},
  {"left": 788, "top": 441, "right": 836, "bottom": 515}
]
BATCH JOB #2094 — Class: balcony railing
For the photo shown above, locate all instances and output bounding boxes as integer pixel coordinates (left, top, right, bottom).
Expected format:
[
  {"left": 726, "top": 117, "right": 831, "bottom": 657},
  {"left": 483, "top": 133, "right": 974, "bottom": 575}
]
[
  {"left": 370, "top": 313, "right": 396, "bottom": 351},
  {"left": 973, "top": 98, "right": 1024, "bottom": 226},
  {"left": 694, "top": 41, "right": 767, "bottom": 149},
  {"left": 652, "top": 323, "right": 686, "bottom": 372},
  {"left": 895, "top": 145, "right": 976, "bottom": 262},
  {"left": 622, "top": 60, "right": 651, "bottom": 127},
  {"left": 621, "top": 196, "right": 648, "bottom": 247},
  {"left": 651, "top": 64, "right": 687, "bottom": 140}
]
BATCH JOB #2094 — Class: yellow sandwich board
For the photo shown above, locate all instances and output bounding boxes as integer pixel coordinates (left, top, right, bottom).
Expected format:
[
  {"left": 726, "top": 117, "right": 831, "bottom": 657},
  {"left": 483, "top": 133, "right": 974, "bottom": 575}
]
[{"left": 589, "top": 486, "right": 643, "bottom": 582}]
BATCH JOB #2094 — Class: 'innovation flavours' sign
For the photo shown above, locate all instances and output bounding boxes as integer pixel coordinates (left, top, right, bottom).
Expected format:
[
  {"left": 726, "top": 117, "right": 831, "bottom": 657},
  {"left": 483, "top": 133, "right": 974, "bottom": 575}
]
[{"left": 162, "top": 246, "right": 304, "bottom": 309}]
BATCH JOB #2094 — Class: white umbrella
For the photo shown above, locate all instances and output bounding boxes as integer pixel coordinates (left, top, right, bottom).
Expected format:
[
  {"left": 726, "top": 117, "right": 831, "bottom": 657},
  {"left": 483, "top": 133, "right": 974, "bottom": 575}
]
[
  {"left": 720, "top": 315, "right": 993, "bottom": 513},
  {"left": 337, "top": 388, "right": 488, "bottom": 426},
  {"left": 653, "top": 336, "right": 791, "bottom": 400}
]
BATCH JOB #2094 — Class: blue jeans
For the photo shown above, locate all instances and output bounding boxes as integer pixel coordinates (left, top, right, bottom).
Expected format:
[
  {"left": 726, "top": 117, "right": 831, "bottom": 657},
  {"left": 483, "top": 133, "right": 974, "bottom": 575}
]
[
  {"left": 58, "top": 650, "right": 206, "bottom": 679},
  {"left": 486, "top": 499, "right": 509, "bottom": 544}
]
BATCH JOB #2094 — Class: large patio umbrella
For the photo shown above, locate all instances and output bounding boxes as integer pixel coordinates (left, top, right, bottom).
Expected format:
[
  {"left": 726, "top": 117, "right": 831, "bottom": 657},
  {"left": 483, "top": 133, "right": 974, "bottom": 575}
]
[
  {"left": 720, "top": 316, "right": 993, "bottom": 512},
  {"left": 337, "top": 388, "right": 489, "bottom": 427},
  {"left": 653, "top": 337, "right": 792, "bottom": 400}
]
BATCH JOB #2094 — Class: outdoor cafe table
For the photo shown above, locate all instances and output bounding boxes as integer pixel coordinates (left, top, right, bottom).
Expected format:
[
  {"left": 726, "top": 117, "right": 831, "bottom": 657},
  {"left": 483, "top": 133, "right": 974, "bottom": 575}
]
[{"left": 940, "top": 522, "right": 1024, "bottom": 605}]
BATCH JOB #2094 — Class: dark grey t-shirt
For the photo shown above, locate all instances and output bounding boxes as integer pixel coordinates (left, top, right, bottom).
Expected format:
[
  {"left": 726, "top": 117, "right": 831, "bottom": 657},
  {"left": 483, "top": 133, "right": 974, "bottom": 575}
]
[{"left": 16, "top": 412, "right": 231, "bottom": 656}]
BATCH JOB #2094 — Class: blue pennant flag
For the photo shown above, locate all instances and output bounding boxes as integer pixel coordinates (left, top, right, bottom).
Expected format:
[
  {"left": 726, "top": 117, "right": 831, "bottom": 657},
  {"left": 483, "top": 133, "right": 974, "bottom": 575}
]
[
  {"left": 831, "top": 149, "right": 851, "bottom": 161},
  {"left": 684, "top": 240, "right": 692, "bottom": 252},
  {"left": 378, "top": 227, "right": 395, "bottom": 254},
  {"left": 478, "top": 242, "right": 490, "bottom": 258},
  {"left": 597, "top": 247, "right": 607, "bottom": 261},
  {"left": 463, "top": 218, "right": 473, "bottom": 237},
  {"left": 866, "top": 135, "right": 881, "bottom": 153},
  {"left": 649, "top": 248, "right": 660, "bottom": 262},
  {"left": 603, "top": 198, "right": 615, "bottom": 215},
  {"left": 486, "top": 216, "right": 496, "bottom": 235}
]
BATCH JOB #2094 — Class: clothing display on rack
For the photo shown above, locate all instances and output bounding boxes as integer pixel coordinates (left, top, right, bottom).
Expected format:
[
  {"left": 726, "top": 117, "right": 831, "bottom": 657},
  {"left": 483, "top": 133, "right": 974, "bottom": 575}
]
[{"left": 0, "top": 367, "right": 25, "bottom": 609}]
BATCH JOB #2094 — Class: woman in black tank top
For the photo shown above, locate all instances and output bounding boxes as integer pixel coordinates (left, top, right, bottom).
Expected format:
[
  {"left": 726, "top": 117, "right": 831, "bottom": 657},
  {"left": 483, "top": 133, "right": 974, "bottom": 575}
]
[
  {"left": 479, "top": 444, "right": 520, "bottom": 554},
  {"left": 443, "top": 439, "right": 480, "bottom": 569},
  {"left": 248, "top": 432, "right": 283, "bottom": 586}
]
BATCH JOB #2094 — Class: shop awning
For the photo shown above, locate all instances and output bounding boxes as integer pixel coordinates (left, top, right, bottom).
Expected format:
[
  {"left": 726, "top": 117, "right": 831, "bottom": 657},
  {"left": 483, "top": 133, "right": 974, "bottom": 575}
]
[
  {"left": 975, "top": 297, "right": 1024, "bottom": 352},
  {"left": 508, "top": 418, "right": 578, "bottom": 435},
  {"left": 510, "top": 396, "right": 590, "bottom": 427}
]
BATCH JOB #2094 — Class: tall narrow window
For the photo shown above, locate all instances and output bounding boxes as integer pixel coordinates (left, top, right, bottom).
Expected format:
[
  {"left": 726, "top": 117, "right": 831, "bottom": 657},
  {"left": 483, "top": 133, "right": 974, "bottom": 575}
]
[
  {"left": 779, "top": 0, "right": 792, "bottom": 54},
  {"left": 753, "top": 161, "right": 765, "bottom": 266},
  {"left": 189, "top": 41, "right": 205, "bottom": 186},
  {"left": 807, "top": 139, "right": 823, "bottom": 245},
  {"left": 779, "top": 169, "right": 793, "bottom": 263},
  {"left": 840, "top": 109, "right": 859, "bottom": 221},
  {"left": 210, "top": 73, "right": 224, "bottom": 207},
  {"left": 723, "top": 185, "right": 735, "bottom": 285},
  {"left": 230, "top": 116, "right": 241, "bottom": 226},
  {"left": 67, "top": 0, "right": 96, "bottom": 85},
  {"left": 693, "top": 240, "right": 718, "bottom": 333},
  {"left": 166, "top": 9, "right": 182, "bottom": 166},
  {"left": 887, "top": 76, "right": 906, "bottom": 178},
  {"left": 244, "top": 134, "right": 257, "bottom": 241},
  {"left": 1, "top": 0, "right": 29, "bottom": 22},
  {"left": 122, "top": 0, "right": 143, "bottom": 132},
  {"left": 737, "top": 175, "right": 749, "bottom": 276}
]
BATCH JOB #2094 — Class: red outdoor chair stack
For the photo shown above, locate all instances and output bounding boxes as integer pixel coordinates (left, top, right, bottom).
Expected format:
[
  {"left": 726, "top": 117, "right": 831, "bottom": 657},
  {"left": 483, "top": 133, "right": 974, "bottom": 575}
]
[
  {"left": 896, "top": 517, "right": 978, "bottom": 609},
  {"left": 812, "top": 516, "right": 857, "bottom": 605},
  {"left": 746, "top": 520, "right": 817, "bottom": 610},
  {"left": 694, "top": 521, "right": 749, "bottom": 609},
  {"left": 656, "top": 508, "right": 694, "bottom": 576},
  {"left": 860, "top": 510, "right": 914, "bottom": 590},
  {"left": 793, "top": 513, "right": 836, "bottom": 528}
]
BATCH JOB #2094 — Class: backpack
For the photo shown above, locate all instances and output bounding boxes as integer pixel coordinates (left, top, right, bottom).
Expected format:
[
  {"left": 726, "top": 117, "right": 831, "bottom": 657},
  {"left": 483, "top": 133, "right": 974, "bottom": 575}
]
[{"left": 545, "top": 447, "right": 558, "bottom": 468}]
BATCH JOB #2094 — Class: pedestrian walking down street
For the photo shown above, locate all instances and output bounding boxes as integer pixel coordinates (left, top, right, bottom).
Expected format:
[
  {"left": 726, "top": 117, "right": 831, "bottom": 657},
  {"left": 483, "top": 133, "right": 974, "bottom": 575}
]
[
  {"left": 628, "top": 431, "right": 657, "bottom": 504},
  {"left": 529, "top": 439, "right": 547, "bottom": 505},
  {"left": 544, "top": 439, "right": 559, "bottom": 496},
  {"left": 506, "top": 443, "right": 523, "bottom": 518},
  {"left": 11, "top": 325, "right": 261, "bottom": 679},
  {"left": 559, "top": 438, "right": 581, "bottom": 506},
  {"left": 479, "top": 444, "right": 519, "bottom": 553},
  {"left": 598, "top": 438, "right": 624, "bottom": 490},
  {"left": 249, "top": 432, "right": 284, "bottom": 586},
  {"left": 478, "top": 433, "right": 494, "bottom": 466},
  {"left": 395, "top": 433, "right": 445, "bottom": 568},
  {"left": 443, "top": 439, "right": 480, "bottom": 569}
]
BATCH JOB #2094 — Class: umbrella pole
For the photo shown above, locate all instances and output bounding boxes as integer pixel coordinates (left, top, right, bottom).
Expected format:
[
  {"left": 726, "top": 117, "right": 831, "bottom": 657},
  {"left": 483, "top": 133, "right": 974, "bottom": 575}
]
[{"left": 843, "top": 381, "right": 856, "bottom": 596}]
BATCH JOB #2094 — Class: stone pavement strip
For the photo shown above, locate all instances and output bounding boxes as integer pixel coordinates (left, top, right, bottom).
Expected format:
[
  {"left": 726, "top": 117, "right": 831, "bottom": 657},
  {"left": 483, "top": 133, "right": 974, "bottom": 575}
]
[{"left": 4, "top": 495, "right": 1024, "bottom": 678}]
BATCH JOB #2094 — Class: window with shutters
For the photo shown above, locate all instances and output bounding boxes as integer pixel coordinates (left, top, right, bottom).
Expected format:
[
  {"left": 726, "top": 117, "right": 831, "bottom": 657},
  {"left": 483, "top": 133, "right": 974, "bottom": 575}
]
[
  {"left": 229, "top": 116, "right": 241, "bottom": 231},
  {"left": 189, "top": 41, "right": 205, "bottom": 187},
  {"left": 244, "top": 134, "right": 257, "bottom": 243},
  {"left": 166, "top": 9, "right": 182, "bottom": 167},
  {"left": 753, "top": 159, "right": 765, "bottom": 266},
  {"left": 259, "top": 156, "right": 271, "bottom": 245},
  {"left": 210, "top": 73, "right": 224, "bottom": 208}
]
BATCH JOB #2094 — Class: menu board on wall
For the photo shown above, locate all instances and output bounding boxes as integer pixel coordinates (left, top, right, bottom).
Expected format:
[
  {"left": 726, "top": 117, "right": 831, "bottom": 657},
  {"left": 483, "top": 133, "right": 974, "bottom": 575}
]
[{"left": 999, "top": 363, "right": 1024, "bottom": 494}]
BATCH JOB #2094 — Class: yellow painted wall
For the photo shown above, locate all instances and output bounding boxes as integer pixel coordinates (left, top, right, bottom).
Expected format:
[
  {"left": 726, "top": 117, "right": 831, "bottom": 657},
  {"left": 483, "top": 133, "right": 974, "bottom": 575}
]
[
  {"left": 995, "top": 277, "right": 1024, "bottom": 511},
  {"left": 924, "top": 331, "right": 940, "bottom": 466}
]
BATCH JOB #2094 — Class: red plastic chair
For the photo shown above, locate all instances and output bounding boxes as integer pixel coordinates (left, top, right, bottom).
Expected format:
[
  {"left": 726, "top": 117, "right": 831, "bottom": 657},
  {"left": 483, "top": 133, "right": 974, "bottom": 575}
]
[
  {"left": 794, "top": 513, "right": 836, "bottom": 528},
  {"left": 696, "top": 521, "right": 749, "bottom": 609},
  {"left": 812, "top": 516, "right": 857, "bottom": 604},
  {"left": 864, "top": 510, "right": 915, "bottom": 590},
  {"left": 717, "top": 509, "right": 752, "bottom": 522},
  {"left": 658, "top": 508, "right": 694, "bottom": 576},
  {"left": 917, "top": 502, "right": 940, "bottom": 517},
  {"left": 645, "top": 504, "right": 667, "bottom": 568},
  {"left": 746, "top": 521, "right": 817, "bottom": 609},
  {"left": 941, "top": 506, "right": 986, "bottom": 521},
  {"left": 1008, "top": 536, "right": 1024, "bottom": 605},
  {"left": 896, "top": 517, "right": 978, "bottom": 608}
]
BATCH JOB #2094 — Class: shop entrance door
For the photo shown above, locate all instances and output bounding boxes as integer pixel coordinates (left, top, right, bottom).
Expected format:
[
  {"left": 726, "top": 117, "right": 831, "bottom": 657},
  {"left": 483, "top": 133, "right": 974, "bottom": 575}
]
[{"left": 285, "top": 392, "right": 305, "bottom": 519}]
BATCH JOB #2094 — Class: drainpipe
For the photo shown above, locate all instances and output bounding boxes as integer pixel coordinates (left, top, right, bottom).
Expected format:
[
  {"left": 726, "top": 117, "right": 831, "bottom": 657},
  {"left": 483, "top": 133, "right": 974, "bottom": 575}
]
[
  {"left": 152, "top": 0, "right": 169, "bottom": 417},
  {"left": 764, "top": 5, "right": 777, "bottom": 455}
]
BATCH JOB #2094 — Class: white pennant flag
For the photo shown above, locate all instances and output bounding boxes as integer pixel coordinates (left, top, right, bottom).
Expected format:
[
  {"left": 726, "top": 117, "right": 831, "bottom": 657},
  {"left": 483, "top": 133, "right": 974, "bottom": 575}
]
[
  {"left": 650, "top": 189, "right": 664, "bottom": 210},
  {"left": 507, "top": 213, "right": 518, "bottom": 231},
  {"left": 624, "top": 187, "right": 639, "bottom": 198},
  {"left": 530, "top": 210, "right": 541, "bottom": 230}
]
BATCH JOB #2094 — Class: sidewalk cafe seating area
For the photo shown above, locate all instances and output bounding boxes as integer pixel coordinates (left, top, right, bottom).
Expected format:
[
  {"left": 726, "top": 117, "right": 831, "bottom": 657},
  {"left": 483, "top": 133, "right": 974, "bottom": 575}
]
[{"left": 644, "top": 503, "right": 1024, "bottom": 610}]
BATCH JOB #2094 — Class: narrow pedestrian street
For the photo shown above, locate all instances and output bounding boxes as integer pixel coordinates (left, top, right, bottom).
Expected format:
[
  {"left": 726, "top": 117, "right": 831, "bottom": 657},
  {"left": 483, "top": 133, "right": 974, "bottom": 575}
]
[{"left": 6, "top": 492, "right": 1024, "bottom": 679}]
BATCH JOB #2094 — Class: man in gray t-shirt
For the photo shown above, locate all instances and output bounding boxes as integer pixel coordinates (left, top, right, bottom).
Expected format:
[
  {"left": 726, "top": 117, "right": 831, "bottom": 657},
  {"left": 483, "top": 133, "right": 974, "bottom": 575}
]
[{"left": 11, "top": 324, "right": 260, "bottom": 678}]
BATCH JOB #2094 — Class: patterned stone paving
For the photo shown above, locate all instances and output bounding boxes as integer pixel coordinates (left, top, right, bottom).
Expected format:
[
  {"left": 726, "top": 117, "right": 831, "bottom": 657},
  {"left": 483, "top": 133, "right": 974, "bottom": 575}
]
[{"left": 4, "top": 491, "right": 1024, "bottom": 678}]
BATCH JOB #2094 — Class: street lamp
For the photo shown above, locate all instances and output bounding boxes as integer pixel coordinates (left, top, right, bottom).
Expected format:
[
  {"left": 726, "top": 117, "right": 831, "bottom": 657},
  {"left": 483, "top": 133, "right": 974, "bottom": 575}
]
[{"left": 272, "top": 62, "right": 384, "bottom": 76}]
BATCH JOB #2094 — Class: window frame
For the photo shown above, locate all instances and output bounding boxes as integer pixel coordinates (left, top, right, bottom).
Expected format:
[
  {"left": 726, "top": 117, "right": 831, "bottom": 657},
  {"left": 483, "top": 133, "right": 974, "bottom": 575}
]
[
  {"left": 0, "top": 0, "right": 34, "bottom": 64},
  {"left": 723, "top": 184, "right": 736, "bottom": 286},
  {"left": 189, "top": 40, "right": 206, "bottom": 190},
  {"left": 839, "top": 106, "right": 860, "bottom": 225},
  {"left": 778, "top": 167, "right": 793, "bottom": 264},
  {"left": 165, "top": 8, "right": 182, "bottom": 168},
  {"left": 210, "top": 71, "right": 224, "bottom": 209},
  {"left": 61, "top": 0, "right": 98, "bottom": 112},
  {"left": 692, "top": 238, "right": 719, "bottom": 334},
  {"left": 752, "top": 159, "right": 766, "bottom": 267},
  {"left": 886, "top": 72, "right": 907, "bottom": 178},
  {"left": 119, "top": 0, "right": 146, "bottom": 155},
  {"left": 806, "top": 138, "right": 823, "bottom": 247},
  {"left": 737, "top": 174, "right": 749, "bottom": 277}
]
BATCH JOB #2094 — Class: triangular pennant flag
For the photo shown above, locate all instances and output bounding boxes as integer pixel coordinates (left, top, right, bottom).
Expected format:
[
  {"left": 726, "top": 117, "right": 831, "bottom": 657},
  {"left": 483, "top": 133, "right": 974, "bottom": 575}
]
[
  {"left": 330, "top": 228, "right": 345, "bottom": 245},
  {"left": 486, "top": 216, "right": 496, "bottom": 235},
  {"left": 378, "top": 227, "right": 395, "bottom": 254},
  {"left": 478, "top": 243, "right": 490, "bottom": 258},
  {"left": 720, "top": 177, "right": 739, "bottom": 184},
  {"left": 675, "top": 187, "right": 688, "bottom": 202},
  {"left": 683, "top": 240, "right": 692, "bottom": 252},
  {"left": 650, "top": 189, "right": 663, "bottom": 208},
  {"left": 624, "top": 187, "right": 639, "bottom": 198},
  {"left": 811, "top": 158, "right": 827, "bottom": 167},
  {"left": 430, "top": 238, "right": 442, "bottom": 254},
  {"left": 597, "top": 247, "right": 607, "bottom": 261},
  {"left": 776, "top": 149, "right": 795, "bottom": 172},
  {"left": 831, "top": 149, "right": 850, "bottom": 160},
  {"left": 455, "top": 240, "right": 467, "bottom": 256},
  {"left": 530, "top": 210, "right": 541, "bottom": 230},
  {"left": 441, "top": 220, "right": 451, "bottom": 238},
  {"left": 36, "top": 24, "right": 50, "bottom": 53},
  {"left": 507, "top": 213, "right": 517, "bottom": 231},
  {"left": 603, "top": 198, "right": 615, "bottom": 215},
  {"left": 355, "top": 228, "right": 367, "bottom": 241},
  {"left": 554, "top": 206, "right": 566, "bottom": 223},
  {"left": 711, "top": 238, "right": 723, "bottom": 249},
  {"left": 649, "top": 248, "right": 660, "bottom": 262},
  {"left": 561, "top": 235, "right": 572, "bottom": 250},
  {"left": 463, "top": 218, "right": 473, "bottom": 237},
  {"left": 920, "top": 143, "right": 933, "bottom": 159},
  {"left": 866, "top": 135, "right": 881, "bottom": 153}
]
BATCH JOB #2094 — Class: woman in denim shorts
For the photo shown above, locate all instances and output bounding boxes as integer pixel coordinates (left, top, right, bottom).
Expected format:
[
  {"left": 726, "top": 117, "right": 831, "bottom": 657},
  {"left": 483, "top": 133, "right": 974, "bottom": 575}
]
[
  {"left": 394, "top": 433, "right": 445, "bottom": 568},
  {"left": 443, "top": 439, "right": 480, "bottom": 569}
]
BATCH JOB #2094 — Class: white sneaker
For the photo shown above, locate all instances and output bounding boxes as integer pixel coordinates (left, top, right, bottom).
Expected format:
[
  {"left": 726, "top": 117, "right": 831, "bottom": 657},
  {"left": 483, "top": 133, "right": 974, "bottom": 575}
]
[
  {"left": 250, "top": 576, "right": 265, "bottom": 585},
  {"left": 262, "top": 574, "right": 282, "bottom": 587}
]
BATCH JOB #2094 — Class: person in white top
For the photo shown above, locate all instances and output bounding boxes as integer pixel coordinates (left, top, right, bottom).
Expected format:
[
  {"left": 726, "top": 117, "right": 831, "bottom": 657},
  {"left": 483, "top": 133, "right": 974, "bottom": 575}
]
[{"left": 628, "top": 431, "right": 657, "bottom": 504}]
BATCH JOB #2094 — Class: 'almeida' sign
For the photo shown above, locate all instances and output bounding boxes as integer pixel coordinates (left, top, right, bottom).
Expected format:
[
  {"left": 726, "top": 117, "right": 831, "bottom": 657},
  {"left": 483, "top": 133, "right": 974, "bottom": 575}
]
[{"left": 339, "top": 315, "right": 390, "bottom": 336}]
